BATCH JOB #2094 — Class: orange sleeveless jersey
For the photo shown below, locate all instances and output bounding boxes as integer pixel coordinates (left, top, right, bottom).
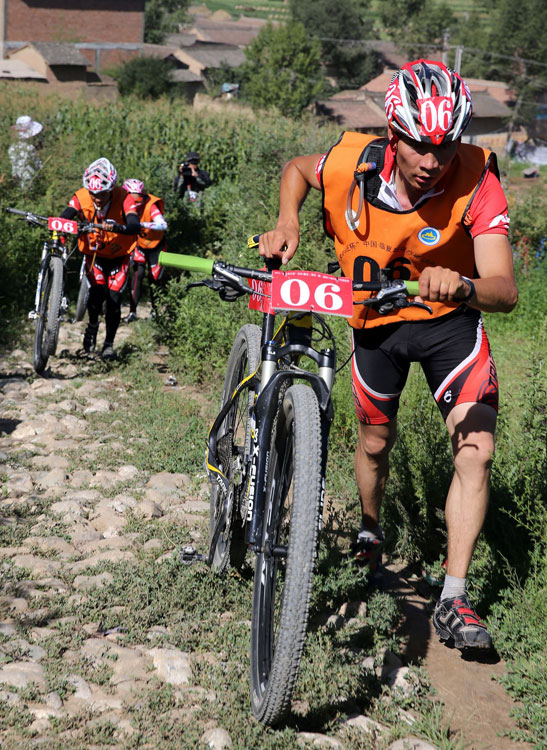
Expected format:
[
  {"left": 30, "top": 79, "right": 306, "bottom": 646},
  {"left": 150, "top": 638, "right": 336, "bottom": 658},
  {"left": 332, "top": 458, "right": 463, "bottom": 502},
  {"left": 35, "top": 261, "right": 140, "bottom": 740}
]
[
  {"left": 321, "top": 132, "right": 494, "bottom": 329},
  {"left": 75, "top": 186, "right": 134, "bottom": 259},
  {"left": 132, "top": 194, "right": 165, "bottom": 252}
]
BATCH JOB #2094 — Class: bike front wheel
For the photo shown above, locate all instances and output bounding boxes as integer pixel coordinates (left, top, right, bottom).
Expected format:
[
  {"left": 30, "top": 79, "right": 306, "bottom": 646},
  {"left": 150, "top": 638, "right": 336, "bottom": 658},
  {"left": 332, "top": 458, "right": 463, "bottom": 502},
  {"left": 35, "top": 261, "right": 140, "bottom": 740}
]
[
  {"left": 209, "top": 323, "right": 261, "bottom": 573},
  {"left": 250, "top": 384, "right": 324, "bottom": 725},
  {"left": 33, "top": 256, "right": 63, "bottom": 373}
]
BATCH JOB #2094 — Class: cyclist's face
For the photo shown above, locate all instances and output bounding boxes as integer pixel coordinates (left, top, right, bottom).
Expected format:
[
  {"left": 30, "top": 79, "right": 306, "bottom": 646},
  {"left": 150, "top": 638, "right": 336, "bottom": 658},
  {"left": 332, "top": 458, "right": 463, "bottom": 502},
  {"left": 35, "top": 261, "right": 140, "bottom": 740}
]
[
  {"left": 393, "top": 131, "right": 460, "bottom": 194},
  {"left": 91, "top": 190, "right": 112, "bottom": 209}
]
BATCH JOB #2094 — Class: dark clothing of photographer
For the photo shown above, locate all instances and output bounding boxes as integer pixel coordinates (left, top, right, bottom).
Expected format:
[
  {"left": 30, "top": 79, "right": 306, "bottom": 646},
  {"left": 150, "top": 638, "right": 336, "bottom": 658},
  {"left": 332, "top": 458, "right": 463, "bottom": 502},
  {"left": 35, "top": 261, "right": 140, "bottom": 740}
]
[{"left": 173, "top": 151, "right": 211, "bottom": 203}]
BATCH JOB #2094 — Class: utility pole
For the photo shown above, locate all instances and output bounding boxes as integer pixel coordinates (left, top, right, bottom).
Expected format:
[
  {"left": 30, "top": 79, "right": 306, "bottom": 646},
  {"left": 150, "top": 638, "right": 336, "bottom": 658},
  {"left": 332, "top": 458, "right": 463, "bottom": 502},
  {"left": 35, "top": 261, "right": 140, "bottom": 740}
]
[
  {"left": 0, "top": 0, "right": 6, "bottom": 60},
  {"left": 454, "top": 45, "right": 463, "bottom": 73},
  {"left": 441, "top": 30, "right": 450, "bottom": 66}
]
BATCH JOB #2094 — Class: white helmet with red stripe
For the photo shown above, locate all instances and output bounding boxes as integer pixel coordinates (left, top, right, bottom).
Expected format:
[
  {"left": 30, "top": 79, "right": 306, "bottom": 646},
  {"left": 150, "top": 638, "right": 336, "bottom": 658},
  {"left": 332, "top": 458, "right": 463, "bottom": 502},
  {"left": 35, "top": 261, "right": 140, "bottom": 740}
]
[
  {"left": 122, "top": 178, "right": 145, "bottom": 194},
  {"left": 385, "top": 59, "right": 472, "bottom": 145},
  {"left": 83, "top": 157, "right": 118, "bottom": 194}
]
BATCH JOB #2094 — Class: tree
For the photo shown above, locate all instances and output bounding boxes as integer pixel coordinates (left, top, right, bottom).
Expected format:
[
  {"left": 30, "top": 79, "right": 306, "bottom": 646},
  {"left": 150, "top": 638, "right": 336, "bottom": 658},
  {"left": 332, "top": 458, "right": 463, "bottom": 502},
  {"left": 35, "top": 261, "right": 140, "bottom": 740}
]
[
  {"left": 144, "top": 0, "right": 189, "bottom": 45},
  {"left": 378, "top": 0, "right": 456, "bottom": 62},
  {"left": 241, "top": 22, "right": 325, "bottom": 118},
  {"left": 113, "top": 56, "right": 175, "bottom": 99},
  {"left": 290, "top": 0, "right": 383, "bottom": 89}
]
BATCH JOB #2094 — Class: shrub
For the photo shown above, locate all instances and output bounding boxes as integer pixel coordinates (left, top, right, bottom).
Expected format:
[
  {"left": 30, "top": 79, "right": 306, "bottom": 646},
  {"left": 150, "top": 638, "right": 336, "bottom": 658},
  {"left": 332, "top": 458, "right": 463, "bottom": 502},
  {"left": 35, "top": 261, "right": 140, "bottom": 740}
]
[{"left": 112, "top": 56, "right": 175, "bottom": 99}]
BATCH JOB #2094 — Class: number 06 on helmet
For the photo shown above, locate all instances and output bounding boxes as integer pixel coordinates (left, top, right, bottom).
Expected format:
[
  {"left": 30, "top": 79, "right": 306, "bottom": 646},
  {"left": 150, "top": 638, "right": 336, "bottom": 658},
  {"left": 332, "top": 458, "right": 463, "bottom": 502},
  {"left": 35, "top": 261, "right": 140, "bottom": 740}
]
[{"left": 385, "top": 59, "right": 473, "bottom": 145}]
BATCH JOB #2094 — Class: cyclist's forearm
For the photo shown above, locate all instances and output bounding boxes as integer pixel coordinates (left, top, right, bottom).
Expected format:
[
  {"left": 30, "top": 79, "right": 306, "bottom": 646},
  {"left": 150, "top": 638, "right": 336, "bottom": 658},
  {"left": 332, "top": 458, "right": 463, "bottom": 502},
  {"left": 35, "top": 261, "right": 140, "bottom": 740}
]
[
  {"left": 465, "top": 276, "right": 518, "bottom": 313},
  {"left": 276, "top": 159, "right": 314, "bottom": 230},
  {"left": 61, "top": 206, "right": 78, "bottom": 220}
]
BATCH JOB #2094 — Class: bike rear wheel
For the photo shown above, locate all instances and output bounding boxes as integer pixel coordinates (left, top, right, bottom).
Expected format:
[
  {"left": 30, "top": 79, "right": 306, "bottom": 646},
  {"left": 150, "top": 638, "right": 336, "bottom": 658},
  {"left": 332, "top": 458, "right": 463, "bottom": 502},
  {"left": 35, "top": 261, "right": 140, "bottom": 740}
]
[
  {"left": 250, "top": 384, "right": 323, "bottom": 725},
  {"left": 209, "top": 323, "right": 261, "bottom": 573},
  {"left": 75, "top": 262, "right": 89, "bottom": 322},
  {"left": 33, "top": 256, "right": 63, "bottom": 373}
]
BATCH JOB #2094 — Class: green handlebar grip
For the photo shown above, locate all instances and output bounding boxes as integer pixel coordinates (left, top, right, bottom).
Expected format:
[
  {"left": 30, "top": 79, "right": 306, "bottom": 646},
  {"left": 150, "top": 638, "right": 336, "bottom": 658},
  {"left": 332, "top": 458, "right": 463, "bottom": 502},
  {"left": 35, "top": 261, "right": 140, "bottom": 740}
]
[
  {"left": 158, "top": 252, "right": 214, "bottom": 274},
  {"left": 405, "top": 280, "right": 420, "bottom": 296}
]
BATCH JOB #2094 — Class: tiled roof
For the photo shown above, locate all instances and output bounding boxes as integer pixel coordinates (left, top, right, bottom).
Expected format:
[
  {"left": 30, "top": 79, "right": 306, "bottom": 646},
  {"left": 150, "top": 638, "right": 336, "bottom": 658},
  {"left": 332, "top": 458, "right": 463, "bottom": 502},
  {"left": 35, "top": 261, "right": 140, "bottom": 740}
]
[{"left": 31, "top": 42, "right": 89, "bottom": 67}]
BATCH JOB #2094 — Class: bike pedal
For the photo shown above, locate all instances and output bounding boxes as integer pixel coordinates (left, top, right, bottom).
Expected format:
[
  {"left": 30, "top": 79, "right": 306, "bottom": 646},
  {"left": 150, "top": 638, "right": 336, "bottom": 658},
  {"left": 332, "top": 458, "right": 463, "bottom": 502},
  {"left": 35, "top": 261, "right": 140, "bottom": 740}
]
[{"left": 179, "top": 545, "right": 207, "bottom": 565}]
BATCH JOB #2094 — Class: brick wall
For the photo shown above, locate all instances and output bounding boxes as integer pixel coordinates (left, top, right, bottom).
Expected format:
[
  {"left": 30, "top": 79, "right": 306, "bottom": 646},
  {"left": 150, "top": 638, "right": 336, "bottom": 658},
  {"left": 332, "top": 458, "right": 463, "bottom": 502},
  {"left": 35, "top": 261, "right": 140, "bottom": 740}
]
[{"left": 6, "top": 0, "right": 145, "bottom": 44}]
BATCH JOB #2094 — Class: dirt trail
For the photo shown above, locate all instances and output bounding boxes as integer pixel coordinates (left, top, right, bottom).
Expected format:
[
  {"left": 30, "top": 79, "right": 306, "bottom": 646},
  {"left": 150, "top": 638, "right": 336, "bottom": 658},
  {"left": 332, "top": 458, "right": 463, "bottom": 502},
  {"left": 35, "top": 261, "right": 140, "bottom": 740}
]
[
  {"left": 384, "top": 565, "right": 530, "bottom": 750},
  {"left": 0, "top": 309, "right": 531, "bottom": 749}
]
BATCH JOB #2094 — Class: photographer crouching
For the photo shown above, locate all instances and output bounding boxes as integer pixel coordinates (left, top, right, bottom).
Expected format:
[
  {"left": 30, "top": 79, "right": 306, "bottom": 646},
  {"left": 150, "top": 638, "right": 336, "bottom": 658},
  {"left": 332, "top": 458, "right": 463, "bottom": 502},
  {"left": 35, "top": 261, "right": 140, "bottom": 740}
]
[{"left": 173, "top": 151, "right": 212, "bottom": 208}]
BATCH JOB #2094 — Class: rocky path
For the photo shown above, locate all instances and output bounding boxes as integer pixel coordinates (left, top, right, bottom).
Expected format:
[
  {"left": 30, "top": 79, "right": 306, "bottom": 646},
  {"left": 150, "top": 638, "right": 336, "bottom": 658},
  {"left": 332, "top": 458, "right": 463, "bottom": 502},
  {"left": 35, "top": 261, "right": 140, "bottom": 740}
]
[{"left": 0, "top": 310, "right": 529, "bottom": 749}]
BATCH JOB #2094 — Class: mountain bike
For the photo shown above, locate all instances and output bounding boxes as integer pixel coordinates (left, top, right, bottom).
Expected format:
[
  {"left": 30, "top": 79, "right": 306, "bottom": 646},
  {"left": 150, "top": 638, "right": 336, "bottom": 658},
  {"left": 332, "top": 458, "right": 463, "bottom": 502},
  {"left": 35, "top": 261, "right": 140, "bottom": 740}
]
[
  {"left": 6, "top": 208, "right": 104, "bottom": 374},
  {"left": 159, "top": 243, "right": 427, "bottom": 725}
]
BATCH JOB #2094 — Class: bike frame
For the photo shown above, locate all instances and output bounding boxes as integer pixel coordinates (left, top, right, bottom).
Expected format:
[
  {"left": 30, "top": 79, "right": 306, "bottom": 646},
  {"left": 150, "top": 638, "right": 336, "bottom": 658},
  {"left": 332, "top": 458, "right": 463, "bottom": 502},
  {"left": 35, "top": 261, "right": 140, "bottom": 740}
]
[{"left": 206, "top": 303, "right": 335, "bottom": 557}]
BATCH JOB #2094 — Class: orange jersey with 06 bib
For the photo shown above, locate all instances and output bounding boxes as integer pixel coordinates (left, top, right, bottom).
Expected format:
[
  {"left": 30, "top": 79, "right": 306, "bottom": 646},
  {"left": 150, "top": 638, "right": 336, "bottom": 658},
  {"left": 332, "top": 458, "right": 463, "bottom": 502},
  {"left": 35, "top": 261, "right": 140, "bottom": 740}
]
[{"left": 321, "top": 132, "right": 499, "bottom": 329}]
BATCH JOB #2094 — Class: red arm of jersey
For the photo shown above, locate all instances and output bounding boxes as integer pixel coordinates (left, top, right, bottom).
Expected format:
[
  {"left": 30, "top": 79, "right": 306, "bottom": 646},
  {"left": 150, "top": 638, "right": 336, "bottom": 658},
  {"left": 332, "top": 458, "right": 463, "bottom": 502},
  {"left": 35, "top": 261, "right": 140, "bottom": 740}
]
[
  {"left": 68, "top": 194, "right": 82, "bottom": 213},
  {"left": 466, "top": 166, "right": 510, "bottom": 238},
  {"left": 123, "top": 193, "right": 139, "bottom": 216}
]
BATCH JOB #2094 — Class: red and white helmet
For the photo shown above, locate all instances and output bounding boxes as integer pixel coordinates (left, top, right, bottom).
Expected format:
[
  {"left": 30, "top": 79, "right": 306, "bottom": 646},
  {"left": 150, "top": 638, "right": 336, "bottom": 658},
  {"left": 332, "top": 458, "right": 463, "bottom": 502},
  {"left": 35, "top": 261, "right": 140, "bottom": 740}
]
[
  {"left": 122, "top": 178, "right": 145, "bottom": 194},
  {"left": 385, "top": 59, "right": 472, "bottom": 145},
  {"left": 83, "top": 157, "right": 118, "bottom": 194}
]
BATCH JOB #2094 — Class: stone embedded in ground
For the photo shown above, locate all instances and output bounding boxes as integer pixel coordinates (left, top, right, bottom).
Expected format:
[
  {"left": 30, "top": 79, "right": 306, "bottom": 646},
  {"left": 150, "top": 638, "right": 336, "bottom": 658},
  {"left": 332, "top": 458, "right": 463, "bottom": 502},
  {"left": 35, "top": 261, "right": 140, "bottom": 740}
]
[
  {"left": 201, "top": 727, "right": 233, "bottom": 749},
  {"left": 339, "top": 713, "right": 387, "bottom": 736},
  {"left": 296, "top": 732, "right": 344, "bottom": 748},
  {"left": 149, "top": 647, "right": 191, "bottom": 685},
  {"left": 0, "top": 661, "right": 47, "bottom": 690},
  {"left": 388, "top": 739, "right": 439, "bottom": 750}
]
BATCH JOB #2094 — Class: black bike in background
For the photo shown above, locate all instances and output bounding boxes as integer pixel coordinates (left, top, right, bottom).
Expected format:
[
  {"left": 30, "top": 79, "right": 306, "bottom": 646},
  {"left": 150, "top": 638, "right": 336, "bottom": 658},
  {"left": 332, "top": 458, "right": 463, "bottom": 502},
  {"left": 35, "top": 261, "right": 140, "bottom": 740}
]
[
  {"left": 6, "top": 208, "right": 103, "bottom": 374},
  {"left": 160, "top": 242, "right": 426, "bottom": 725}
]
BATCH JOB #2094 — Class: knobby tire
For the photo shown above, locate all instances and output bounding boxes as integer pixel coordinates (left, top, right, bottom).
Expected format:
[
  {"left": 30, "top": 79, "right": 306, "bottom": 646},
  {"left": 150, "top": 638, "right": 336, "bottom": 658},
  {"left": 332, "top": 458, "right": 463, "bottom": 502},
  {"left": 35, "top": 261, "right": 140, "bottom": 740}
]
[
  {"left": 209, "top": 323, "right": 261, "bottom": 573},
  {"left": 250, "top": 384, "right": 323, "bottom": 725},
  {"left": 75, "top": 267, "right": 89, "bottom": 322},
  {"left": 33, "top": 256, "right": 63, "bottom": 373}
]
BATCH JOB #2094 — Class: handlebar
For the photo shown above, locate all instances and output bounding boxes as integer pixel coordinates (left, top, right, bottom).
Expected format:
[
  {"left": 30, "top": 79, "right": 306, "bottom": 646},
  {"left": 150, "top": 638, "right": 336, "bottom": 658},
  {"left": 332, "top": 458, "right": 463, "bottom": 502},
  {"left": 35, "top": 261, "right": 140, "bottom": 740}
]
[
  {"left": 6, "top": 207, "right": 126, "bottom": 235},
  {"left": 158, "top": 251, "right": 428, "bottom": 314}
]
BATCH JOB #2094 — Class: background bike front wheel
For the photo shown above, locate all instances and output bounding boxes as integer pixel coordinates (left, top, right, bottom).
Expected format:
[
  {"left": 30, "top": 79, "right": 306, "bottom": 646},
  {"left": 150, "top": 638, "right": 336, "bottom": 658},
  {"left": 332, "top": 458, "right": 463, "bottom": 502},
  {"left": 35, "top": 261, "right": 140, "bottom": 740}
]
[
  {"left": 250, "top": 384, "right": 324, "bottom": 725},
  {"left": 33, "top": 256, "right": 63, "bottom": 374}
]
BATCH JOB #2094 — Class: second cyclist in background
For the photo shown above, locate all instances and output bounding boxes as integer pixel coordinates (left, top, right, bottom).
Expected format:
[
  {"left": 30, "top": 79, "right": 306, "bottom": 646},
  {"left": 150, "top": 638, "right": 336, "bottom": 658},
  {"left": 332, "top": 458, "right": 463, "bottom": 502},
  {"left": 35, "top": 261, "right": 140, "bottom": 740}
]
[
  {"left": 122, "top": 178, "right": 168, "bottom": 323},
  {"left": 60, "top": 157, "right": 140, "bottom": 359}
]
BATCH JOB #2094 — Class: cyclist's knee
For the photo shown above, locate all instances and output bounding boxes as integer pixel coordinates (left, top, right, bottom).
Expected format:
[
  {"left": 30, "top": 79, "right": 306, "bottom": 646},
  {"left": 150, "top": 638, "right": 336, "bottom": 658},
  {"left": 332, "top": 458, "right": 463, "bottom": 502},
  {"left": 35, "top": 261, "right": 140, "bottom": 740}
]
[
  {"left": 453, "top": 433, "right": 495, "bottom": 476},
  {"left": 358, "top": 420, "right": 397, "bottom": 459}
]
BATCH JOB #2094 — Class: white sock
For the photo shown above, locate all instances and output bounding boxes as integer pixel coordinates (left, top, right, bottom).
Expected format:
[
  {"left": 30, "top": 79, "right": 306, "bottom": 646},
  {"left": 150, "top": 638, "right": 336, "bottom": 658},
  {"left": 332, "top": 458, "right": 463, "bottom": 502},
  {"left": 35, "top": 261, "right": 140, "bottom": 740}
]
[
  {"left": 358, "top": 522, "right": 383, "bottom": 542},
  {"left": 441, "top": 575, "right": 467, "bottom": 601}
]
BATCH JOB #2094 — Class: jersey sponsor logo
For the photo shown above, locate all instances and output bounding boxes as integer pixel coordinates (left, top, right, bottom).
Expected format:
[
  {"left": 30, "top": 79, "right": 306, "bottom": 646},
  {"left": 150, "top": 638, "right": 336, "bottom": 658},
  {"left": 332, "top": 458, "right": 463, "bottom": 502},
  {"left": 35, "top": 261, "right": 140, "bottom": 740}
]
[
  {"left": 418, "top": 227, "right": 441, "bottom": 246},
  {"left": 488, "top": 213, "right": 510, "bottom": 229}
]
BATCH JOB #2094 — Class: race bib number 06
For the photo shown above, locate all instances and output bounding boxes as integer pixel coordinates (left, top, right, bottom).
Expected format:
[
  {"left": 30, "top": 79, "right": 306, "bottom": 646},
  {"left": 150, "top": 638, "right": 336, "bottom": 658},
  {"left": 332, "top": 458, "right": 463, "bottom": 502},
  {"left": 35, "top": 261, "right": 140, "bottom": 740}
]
[
  {"left": 48, "top": 217, "right": 78, "bottom": 234},
  {"left": 271, "top": 270, "right": 353, "bottom": 317}
]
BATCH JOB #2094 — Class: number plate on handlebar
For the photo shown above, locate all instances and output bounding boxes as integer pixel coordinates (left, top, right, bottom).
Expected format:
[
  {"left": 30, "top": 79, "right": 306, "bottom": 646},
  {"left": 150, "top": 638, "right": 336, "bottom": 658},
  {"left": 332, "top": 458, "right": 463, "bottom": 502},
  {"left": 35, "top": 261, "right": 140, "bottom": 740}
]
[
  {"left": 271, "top": 270, "right": 353, "bottom": 317},
  {"left": 48, "top": 217, "right": 78, "bottom": 234}
]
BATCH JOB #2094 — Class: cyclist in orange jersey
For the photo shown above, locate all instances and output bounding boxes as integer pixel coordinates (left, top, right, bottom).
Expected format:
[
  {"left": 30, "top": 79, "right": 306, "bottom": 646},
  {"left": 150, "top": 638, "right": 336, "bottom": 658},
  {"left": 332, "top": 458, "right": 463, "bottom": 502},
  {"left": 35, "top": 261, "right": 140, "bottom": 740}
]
[
  {"left": 60, "top": 157, "right": 140, "bottom": 360},
  {"left": 121, "top": 179, "right": 168, "bottom": 323},
  {"left": 259, "top": 60, "right": 518, "bottom": 651}
]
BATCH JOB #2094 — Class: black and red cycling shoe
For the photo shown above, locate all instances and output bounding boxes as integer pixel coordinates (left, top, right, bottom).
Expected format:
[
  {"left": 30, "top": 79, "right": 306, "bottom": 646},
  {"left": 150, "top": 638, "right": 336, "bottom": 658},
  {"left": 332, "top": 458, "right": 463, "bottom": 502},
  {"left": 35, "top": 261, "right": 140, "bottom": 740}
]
[
  {"left": 351, "top": 532, "right": 384, "bottom": 575},
  {"left": 433, "top": 595, "right": 492, "bottom": 650}
]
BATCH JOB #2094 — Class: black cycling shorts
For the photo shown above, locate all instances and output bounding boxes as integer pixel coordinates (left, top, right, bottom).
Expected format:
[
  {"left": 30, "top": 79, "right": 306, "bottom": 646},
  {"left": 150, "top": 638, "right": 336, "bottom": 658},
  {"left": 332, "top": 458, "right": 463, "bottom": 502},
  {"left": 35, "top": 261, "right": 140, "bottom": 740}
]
[{"left": 351, "top": 306, "right": 498, "bottom": 424}]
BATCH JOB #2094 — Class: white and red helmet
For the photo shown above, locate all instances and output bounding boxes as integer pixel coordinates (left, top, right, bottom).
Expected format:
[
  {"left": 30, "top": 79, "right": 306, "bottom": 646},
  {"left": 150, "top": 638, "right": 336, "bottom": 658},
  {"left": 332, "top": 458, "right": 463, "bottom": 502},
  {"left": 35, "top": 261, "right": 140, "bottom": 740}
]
[
  {"left": 83, "top": 157, "right": 118, "bottom": 194},
  {"left": 385, "top": 59, "right": 472, "bottom": 145},
  {"left": 122, "top": 178, "right": 145, "bottom": 195}
]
